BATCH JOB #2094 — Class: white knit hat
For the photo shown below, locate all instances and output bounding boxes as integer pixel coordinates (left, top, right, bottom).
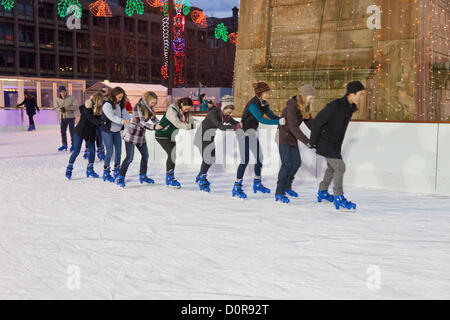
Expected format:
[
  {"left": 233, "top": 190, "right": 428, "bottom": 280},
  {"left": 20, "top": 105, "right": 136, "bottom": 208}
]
[{"left": 221, "top": 95, "right": 234, "bottom": 111}]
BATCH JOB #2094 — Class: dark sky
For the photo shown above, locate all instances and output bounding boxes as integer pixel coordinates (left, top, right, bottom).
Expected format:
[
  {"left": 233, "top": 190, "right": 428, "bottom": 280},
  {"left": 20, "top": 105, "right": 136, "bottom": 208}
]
[{"left": 189, "top": 0, "right": 240, "bottom": 18}]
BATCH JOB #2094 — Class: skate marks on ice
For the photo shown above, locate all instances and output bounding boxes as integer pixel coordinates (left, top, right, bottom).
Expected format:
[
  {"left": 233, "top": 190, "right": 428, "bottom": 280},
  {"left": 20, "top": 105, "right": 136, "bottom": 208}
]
[{"left": 0, "top": 129, "right": 450, "bottom": 299}]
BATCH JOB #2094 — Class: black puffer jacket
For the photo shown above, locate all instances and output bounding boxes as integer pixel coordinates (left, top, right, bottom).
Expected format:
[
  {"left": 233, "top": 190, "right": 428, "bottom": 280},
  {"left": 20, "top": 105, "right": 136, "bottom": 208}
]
[
  {"left": 74, "top": 104, "right": 106, "bottom": 141},
  {"left": 309, "top": 96, "right": 358, "bottom": 159},
  {"left": 17, "top": 97, "right": 39, "bottom": 116}
]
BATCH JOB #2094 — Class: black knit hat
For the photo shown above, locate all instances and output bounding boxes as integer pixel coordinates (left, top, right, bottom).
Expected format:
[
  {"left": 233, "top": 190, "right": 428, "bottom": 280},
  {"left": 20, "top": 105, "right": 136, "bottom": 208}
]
[
  {"left": 346, "top": 81, "right": 365, "bottom": 95},
  {"left": 58, "top": 85, "right": 67, "bottom": 92}
]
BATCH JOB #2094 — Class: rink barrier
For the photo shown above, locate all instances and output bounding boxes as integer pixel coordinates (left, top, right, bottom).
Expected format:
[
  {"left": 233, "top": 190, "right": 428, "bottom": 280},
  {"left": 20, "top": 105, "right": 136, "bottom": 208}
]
[{"left": 1, "top": 109, "right": 449, "bottom": 195}]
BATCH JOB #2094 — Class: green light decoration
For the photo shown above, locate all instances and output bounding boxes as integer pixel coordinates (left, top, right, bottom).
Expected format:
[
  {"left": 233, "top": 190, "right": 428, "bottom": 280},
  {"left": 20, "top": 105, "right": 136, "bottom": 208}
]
[
  {"left": 57, "top": 0, "right": 82, "bottom": 18},
  {"left": 1, "top": 0, "right": 14, "bottom": 11},
  {"left": 125, "top": 0, "right": 144, "bottom": 17},
  {"left": 214, "top": 23, "right": 228, "bottom": 42}
]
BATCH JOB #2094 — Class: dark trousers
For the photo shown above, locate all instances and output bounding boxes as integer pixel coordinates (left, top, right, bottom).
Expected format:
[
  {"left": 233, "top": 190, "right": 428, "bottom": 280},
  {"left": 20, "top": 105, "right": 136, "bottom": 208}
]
[
  {"left": 28, "top": 114, "right": 35, "bottom": 127},
  {"left": 236, "top": 135, "right": 263, "bottom": 180},
  {"left": 199, "top": 140, "right": 216, "bottom": 175},
  {"left": 120, "top": 142, "right": 149, "bottom": 177},
  {"left": 68, "top": 133, "right": 95, "bottom": 165},
  {"left": 276, "top": 144, "right": 302, "bottom": 196},
  {"left": 60, "top": 118, "right": 75, "bottom": 146},
  {"left": 85, "top": 128, "right": 103, "bottom": 149},
  {"left": 103, "top": 131, "right": 122, "bottom": 168},
  {"left": 156, "top": 138, "right": 176, "bottom": 172}
]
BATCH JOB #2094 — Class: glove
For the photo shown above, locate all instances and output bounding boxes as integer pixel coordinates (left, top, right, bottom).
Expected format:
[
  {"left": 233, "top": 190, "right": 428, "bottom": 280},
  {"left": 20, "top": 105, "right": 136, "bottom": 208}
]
[{"left": 279, "top": 118, "right": 286, "bottom": 126}]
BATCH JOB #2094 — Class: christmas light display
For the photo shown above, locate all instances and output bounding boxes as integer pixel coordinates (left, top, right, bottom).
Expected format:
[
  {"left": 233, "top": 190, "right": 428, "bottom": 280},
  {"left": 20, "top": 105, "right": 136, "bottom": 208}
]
[
  {"left": 214, "top": 23, "right": 228, "bottom": 42},
  {"left": 125, "top": 0, "right": 144, "bottom": 17},
  {"left": 89, "top": 0, "right": 112, "bottom": 17},
  {"left": 172, "top": 13, "right": 186, "bottom": 84},
  {"left": 146, "top": 0, "right": 160, "bottom": 6},
  {"left": 57, "top": 0, "right": 82, "bottom": 18},
  {"left": 228, "top": 32, "right": 237, "bottom": 45},
  {"left": 1, "top": 0, "right": 14, "bottom": 11},
  {"left": 191, "top": 9, "right": 207, "bottom": 28},
  {"left": 160, "top": 0, "right": 168, "bottom": 16},
  {"left": 161, "top": 16, "right": 170, "bottom": 80}
]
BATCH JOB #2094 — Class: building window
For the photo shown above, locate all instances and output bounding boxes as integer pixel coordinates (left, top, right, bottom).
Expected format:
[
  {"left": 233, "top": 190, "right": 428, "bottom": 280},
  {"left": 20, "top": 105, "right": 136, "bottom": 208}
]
[
  {"left": 19, "top": 51, "right": 35, "bottom": 70},
  {"left": 39, "top": 28, "right": 54, "bottom": 49},
  {"left": 0, "top": 23, "right": 14, "bottom": 44},
  {"left": 19, "top": 25, "right": 34, "bottom": 46},
  {"left": 110, "top": 37, "right": 121, "bottom": 54},
  {"left": 138, "top": 20, "right": 148, "bottom": 37},
  {"left": 81, "top": 9, "right": 89, "bottom": 27},
  {"left": 138, "top": 63, "right": 148, "bottom": 78},
  {"left": 124, "top": 62, "right": 135, "bottom": 80},
  {"left": 109, "top": 16, "right": 120, "bottom": 31},
  {"left": 59, "top": 55, "right": 73, "bottom": 73},
  {"left": 92, "top": 36, "right": 106, "bottom": 53},
  {"left": 40, "top": 54, "right": 55, "bottom": 73},
  {"left": 17, "top": 0, "right": 34, "bottom": 21},
  {"left": 0, "top": 50, "right": 15, "bottom": 69},
  {"left": 77, "top": 57, "right": 90, "bottom": 74},
  {"left": 76, "top": 33, "right": 90, "bottom": 51},
  {"left": 151, "top": 64, "right": 161, "bottom": 78},
  {"left": 38, "top": 2, "right": 53, "bottom": 22},
  {"left": 124, "top": 17, "right": 134, "bottom": 34},
  {"left": 124, "top": 39, "right": 135, "bottom": 56},
  {"left": 151, "top": 22, "right": 161, "bottom": 37},
  {"left": 138, "top": 41, "right": 149, "bottom": 58},
  {"left": 93, "top": 16, "right": 105, "bottom": 29},
  {"left": 93, "top": 60, "right": 106, "bottom": 74},
  {"left": 198, "top": 31, "right": 206, "bottom": 44},
  {"left": 0, "top": 4, "right": 14, "bottom": 17},
  {"left": 58, "top": 31, "right": 72, "bottom": 50},
  {"left": 151, "top": 45, "right": 161, "bottom": 58}
]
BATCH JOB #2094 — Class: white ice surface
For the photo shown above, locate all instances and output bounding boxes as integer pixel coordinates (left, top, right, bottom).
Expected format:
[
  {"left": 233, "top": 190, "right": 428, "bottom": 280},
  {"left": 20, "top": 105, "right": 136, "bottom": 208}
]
[{"left": 0, "top": 129, "right": 449, "bottom": 299}]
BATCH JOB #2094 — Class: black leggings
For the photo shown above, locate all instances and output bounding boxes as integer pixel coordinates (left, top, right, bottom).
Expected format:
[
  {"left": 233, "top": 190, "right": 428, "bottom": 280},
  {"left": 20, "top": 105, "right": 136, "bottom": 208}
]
[
  {"left": 28, "top": 114, "right": 35, "bottom": 126},
  {"left": 199, "top": 140, "right": 216, "bottom": 175},
  {"left": 156, "top": 138, "right": 176, "bottom": 172}
]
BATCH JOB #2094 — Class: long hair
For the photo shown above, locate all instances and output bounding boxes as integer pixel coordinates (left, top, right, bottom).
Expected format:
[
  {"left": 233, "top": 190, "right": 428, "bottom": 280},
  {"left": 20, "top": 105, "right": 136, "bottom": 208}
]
[
  {"left": 297, "top": 93, "right": 311, "bottom": 120},
  {"left": 91, "top": 93, "right": 104, "bottom": 116},
  {"left": 105, "top": 87, "right": 127, "bottom": 110},
  {"left": 177, "top": 97, "right": 193, "bottom": 109},
  {"left": 140, "top": 91, "right": 158, "bottom": 121}
]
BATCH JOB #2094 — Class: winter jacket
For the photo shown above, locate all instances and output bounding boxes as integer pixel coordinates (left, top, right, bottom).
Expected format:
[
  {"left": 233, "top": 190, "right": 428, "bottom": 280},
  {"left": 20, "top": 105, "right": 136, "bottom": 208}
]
[
  {"left": 74, "top": 102, "right": 106, "bottom": 141},
  {"left": 241, "top": 96, "right": 280, "bottom": 132},
  {"left": 155, "top": 103, "right": 195, "bottom": 139},
  {"left": 278, "top": 96, "right": 313, "bottom": 146},
  {"left": 17, "top": 97, "right": 39, "bottom": 116},
  {"left": 56, "top": 95, "right": 78, "bottom": 119},
  {"left": 198, "top": 88, "right": 209, "bottom": 112},
  {"left": 100, "top": 100, "right": 131, "bottom": 133},
  {"left": 309, "top": 95, "right": 358, "bottom": 159},
  {"left": 122, "top": 98, "right": 160, "bottom": 145}
]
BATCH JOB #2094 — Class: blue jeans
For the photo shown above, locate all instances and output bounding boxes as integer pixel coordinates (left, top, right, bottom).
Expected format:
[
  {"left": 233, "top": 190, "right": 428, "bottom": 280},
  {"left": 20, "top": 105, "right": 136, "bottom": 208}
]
[
  {"left": 69, "top": 133, "right": 95, "bottom": 165},
  {"left": 276, "top": 144, "right": 302, "bottom": 196},
  {"left": 120, "top": 142, "right": 149, "bottom": 177},
  {"left": 103, "top": 131, "right": 122, "bottom": 168},
  {"left": 236, "top": 134, "right": 263, "bottom": 180}
]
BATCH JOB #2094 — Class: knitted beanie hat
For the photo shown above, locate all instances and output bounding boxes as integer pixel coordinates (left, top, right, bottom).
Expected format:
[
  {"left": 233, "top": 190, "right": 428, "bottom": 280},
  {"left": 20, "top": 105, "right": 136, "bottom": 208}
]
[
  {"left": 346, "top": 81, "right": 365, "bottom": 95},
  {"left": 299, "top": 84, "right": 315, "bottom": 96},
  {"left": 221, "top": 95, "right": 234, "bottom": 111},
  {"left": 58, "top": 85, "right": 67, "bottom": 92},
  {"left": 253, "top": 82, "right": 270, "bottom": 97}
]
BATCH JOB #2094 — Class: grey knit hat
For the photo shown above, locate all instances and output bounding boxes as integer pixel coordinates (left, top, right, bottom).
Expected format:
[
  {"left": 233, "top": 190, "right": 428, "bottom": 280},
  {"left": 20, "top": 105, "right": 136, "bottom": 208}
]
[
  {"left": 299, "top": 84, "right": 315, "bottom": 96},
  {"left": 221, "top": 95, "right": 234, "bottom": 111}
]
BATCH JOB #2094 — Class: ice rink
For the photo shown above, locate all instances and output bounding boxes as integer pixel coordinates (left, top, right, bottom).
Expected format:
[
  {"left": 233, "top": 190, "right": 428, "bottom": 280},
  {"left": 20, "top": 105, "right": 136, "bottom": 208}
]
[{"left": 0, "top": 129, "right": 449, "bottom": 299}]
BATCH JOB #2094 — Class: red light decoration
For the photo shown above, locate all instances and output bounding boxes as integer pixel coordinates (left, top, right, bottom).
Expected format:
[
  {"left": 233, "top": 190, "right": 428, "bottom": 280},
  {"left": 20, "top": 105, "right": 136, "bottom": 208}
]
[
  {"left": 89, "top": 0, "right": 112, "bottom": 17},
  {"left": 172, "top": 14, "right": 185, "bottom": 85},
  {"left": 191, "top": 10, "right": 207, "bottom": 28},
  {"left": 228, "top": 32, "right": 237, "bottom": 45}
]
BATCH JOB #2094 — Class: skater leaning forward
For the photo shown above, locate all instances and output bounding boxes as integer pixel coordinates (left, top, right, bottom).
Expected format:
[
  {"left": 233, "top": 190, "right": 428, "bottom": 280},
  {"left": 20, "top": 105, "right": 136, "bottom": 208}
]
[
  {"left": 309, "top": 80, "right": 365, "bottom": 211},
  {"left": 194, "top": 94, "right": 241, "bottom": 192},
  {"left": 116, "top": 92, "right": 163, "bottom": 188},
  {"left": 155, "top": 97, "right": 196, "bottom": 188},
  {"left": 275, "top": 85, "right": 316, "bottom": 204},
  {"left": 99, "top": 87, "right": 131, "bottom": 183},
  {"left": 65, "top": 93, "right": 107, "bottom": 180},
  {"left": 233, "top": 82, "right": 286, "bottom": 199}
]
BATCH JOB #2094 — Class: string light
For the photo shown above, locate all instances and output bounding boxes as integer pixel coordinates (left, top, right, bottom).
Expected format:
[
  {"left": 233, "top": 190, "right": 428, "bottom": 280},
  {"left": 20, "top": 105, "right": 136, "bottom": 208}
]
[
  {"left": 228, "top": 32, "right": 237, "bottom": 45},
  {"left": 1, "top": 0, "right": 14, "bottom": 11},
  {"left": 214, "top": 23, "right": 228, "bottom": 42},
  {"left": 191, "top": 9, "right": 207, "bottom": 28},
  {"left": 125, "top": 0, "right": 144, "bottom": 17},
  {"left": 57, "top": 0, "right": 82, "bottom": 18},
  {"left": 146, "top": 0, "right": 160, "bottom": 6},
  {"left": 89, "top": 0, "right": 112, "bottom": 17}
]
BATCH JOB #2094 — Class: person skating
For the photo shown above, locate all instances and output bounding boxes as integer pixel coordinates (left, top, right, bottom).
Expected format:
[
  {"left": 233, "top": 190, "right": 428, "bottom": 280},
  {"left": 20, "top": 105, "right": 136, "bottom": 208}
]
[
  {"left": 198, "top": 83, "right": 209, "bottom": 112},
  {"left": 99, "top": 87, "right": 131, "bottom": 182},
  {"left": 233, "top": 82, "right": 286, "bottom": 199},
  {"left": 275, "top": 85, "right": 315, "bottom": 204},
  {"left": 16, "top": 92, "right": 40, "bottom": 131},
  {"left": 155, "top": 97, "right": 196, "bottom": 188},
  {"left": 56, "top": 86, "right": 78, "bottom": 152},
  {"left": 194, "top": 95, "right": 241, "bottom": 192},
  {"left": 116, "top": 92, "right": 162, "bottom": 188},
  {"left": 65, "top": 93, "right": 106, "bottom": 180},
  {"left": 309, "top": 81, "right": 365, "bottom": 211}
]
